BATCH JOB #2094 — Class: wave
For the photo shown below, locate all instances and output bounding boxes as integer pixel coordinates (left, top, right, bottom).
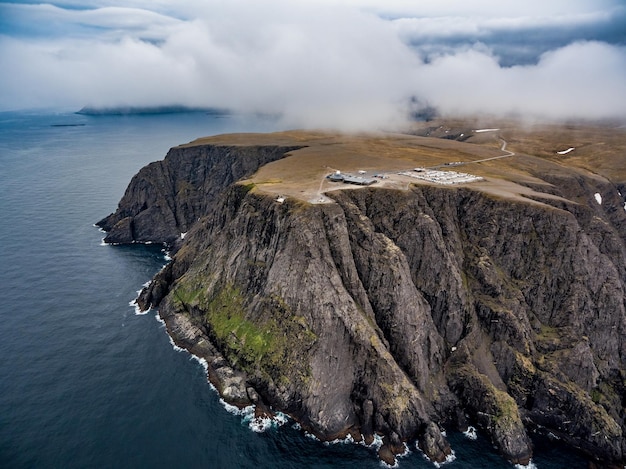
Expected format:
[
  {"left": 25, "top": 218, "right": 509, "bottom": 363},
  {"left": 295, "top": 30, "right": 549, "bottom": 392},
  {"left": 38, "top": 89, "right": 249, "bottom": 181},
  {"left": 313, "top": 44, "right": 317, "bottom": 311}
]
[
  {"left": 129, "top": 298, "right": 148, "bottom": 316},
  {"left": 417, "top": 443, "right": 456, "bottom": 468},
  {"left": 380, "top": 459, "right": 399, "bottom": 468},
  {"left": 218, "top": 400, "right": 290, "bottom": 433},
  {"left": 244, "top": 410, "right": 289, "bottom": 433},
  {"left": 463, "top": 425, "right": 477, "bottom": 440},
  {"left": 514, "top": 460, "right": 537, "bottom": 469},
  {"left": 189, "top": 353, "right": 208, "bottom": 370},
  {"left": 152, "top": 313, "right": 186, "bottom": 352},
  {"left": 152, "top": 314, "right": 291, "bottom": 434}
]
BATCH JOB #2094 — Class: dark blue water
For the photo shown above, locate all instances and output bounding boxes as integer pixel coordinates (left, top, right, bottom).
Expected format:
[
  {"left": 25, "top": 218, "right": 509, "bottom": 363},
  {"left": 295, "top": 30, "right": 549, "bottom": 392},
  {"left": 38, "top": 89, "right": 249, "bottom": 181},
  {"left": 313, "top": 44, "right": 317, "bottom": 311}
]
[{"left": 0, "top": 110, "right": 587, "bottom": 468}]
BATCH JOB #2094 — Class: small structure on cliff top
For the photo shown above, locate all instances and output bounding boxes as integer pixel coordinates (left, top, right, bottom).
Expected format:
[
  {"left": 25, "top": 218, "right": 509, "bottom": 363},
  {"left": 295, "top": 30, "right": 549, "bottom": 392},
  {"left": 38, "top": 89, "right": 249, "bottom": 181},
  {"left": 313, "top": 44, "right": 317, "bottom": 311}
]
[
  {"left": 327, "top": 172, "right": 345, "bottom": 182},
  {"left": 343, "top": 175, "right": 378, "bottom": 186},
  {"left": 326, "top": 172, "right": 378, "bottom": 186}
]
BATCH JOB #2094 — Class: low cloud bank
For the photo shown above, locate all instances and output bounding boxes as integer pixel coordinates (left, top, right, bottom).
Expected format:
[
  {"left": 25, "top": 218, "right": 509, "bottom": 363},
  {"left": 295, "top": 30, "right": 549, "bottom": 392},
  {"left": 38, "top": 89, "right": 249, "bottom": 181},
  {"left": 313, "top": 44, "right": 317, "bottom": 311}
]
[{"left": 1, "top": 1, "right": 625, "bottom": 129}]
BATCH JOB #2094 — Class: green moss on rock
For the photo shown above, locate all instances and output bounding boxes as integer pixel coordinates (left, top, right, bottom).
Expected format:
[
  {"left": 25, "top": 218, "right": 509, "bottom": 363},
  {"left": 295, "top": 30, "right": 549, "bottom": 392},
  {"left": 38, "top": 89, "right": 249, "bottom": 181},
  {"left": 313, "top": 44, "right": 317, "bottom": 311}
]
[{"left": 171, "top": 282, "right": 317, "bottom": 384}]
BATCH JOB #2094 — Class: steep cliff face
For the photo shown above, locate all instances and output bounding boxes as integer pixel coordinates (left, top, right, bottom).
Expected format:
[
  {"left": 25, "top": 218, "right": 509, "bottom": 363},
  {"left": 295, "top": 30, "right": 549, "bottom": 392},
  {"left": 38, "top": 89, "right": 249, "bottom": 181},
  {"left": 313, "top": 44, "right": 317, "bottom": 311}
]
[
  {"left": 101, "top": 138, "right": 626, "bottom": 466},
  {"left": 96, "top": 143, "right": 303, "bottom": 245}
]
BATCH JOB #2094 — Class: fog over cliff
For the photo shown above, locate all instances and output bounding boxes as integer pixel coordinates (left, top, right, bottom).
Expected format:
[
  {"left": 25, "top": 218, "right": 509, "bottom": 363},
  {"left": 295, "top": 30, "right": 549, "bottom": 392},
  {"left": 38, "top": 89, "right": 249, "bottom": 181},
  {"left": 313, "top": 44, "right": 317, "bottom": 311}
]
[{"left": 1, "top": 0, "right": 625, "bottom": 128}]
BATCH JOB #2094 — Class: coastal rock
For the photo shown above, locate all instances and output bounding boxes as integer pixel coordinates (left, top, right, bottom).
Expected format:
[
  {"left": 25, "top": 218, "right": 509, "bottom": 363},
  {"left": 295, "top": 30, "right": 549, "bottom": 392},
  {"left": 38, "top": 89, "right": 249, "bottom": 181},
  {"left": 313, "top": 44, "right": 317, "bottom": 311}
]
[
  {"left": 100, "top": 135, "right": 626, "bottom": 466},
  {"left": 96, "top": 143, "right": 302, "bottom": 246},
  {"left": 419, "top": 422, "right": 453, "bottom": 464}
]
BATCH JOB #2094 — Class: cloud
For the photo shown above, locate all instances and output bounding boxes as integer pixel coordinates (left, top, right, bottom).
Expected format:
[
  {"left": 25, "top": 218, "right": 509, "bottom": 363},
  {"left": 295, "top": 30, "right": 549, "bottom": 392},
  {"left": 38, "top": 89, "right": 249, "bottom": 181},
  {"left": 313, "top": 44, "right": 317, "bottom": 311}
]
[
  {"left": 414, "top": 41, "right": 626, "bottom": 120},
  {"left": 1, "top": 0, "right": 625, "bottom": 129}
]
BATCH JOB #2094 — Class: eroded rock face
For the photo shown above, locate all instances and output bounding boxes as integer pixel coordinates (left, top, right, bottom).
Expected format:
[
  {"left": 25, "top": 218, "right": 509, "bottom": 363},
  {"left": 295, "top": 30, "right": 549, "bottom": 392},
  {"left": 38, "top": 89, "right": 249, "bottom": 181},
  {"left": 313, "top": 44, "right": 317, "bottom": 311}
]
[
  {"left": 100, "top": 142, "right": 626, "bottom": 466},
  {"left": 96, "top": 144, "right": 303, "bottom": 245}
]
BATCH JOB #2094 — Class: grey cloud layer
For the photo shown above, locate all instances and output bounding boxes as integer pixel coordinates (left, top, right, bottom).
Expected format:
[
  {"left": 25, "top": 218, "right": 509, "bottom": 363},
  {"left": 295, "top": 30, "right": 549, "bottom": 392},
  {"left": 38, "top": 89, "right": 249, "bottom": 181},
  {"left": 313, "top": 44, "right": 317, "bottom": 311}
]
[{"left": 1, "top": 0, "right": 625, "bottom": 128}]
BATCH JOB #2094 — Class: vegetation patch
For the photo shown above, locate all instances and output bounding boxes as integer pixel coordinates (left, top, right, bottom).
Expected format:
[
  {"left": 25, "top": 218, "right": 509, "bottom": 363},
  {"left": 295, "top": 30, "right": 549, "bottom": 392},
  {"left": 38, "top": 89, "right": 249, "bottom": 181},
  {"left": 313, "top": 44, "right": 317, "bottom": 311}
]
[
  {"left": 203, "top": 286, "right": 282, "bottom": 371},
  {"left": 450, "top": 364, "right": 524, "bottom": 434},
  {"left": 171, "top": 283, "right": 317, "bottom": 383}
]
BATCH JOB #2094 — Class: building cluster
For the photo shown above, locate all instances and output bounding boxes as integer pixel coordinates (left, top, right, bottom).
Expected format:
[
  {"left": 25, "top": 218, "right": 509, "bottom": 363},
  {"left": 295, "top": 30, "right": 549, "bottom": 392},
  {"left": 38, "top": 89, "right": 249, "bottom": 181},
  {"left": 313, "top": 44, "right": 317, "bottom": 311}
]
[
  {"left": 327, "top": 166, "right": 483, "bottom": 188},
  {"left": 399, "top": 169, "right": 483, "bottom": 185},
  {"left": 327, "top": 172, "right": 378, "bottom": 186}
]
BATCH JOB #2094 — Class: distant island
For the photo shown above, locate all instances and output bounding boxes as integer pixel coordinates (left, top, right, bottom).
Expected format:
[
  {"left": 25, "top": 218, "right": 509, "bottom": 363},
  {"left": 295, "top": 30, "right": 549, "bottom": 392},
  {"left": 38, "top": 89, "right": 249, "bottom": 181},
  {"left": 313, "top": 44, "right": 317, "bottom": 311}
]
[
  {"left": 76, "top": 105, "right": 230, "bottom": 116},
  {"left": 98, "top": 120, "right": 626, "bottom": 467}
]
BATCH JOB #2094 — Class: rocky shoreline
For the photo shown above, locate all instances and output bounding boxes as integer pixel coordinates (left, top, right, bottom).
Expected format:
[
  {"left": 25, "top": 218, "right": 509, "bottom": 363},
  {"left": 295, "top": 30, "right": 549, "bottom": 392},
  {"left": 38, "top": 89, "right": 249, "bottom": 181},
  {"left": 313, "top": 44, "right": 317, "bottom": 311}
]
[{"left": 99, "top": 132, "right": 626, "bottom": 466}]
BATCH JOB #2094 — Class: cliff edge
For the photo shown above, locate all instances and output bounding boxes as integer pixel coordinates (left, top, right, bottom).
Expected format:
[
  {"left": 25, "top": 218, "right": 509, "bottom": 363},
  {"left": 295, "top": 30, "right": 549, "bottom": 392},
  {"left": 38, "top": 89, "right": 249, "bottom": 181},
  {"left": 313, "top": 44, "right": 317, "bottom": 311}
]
[{"left": 98, "top": 127, "right": 626, "bottom": 466}]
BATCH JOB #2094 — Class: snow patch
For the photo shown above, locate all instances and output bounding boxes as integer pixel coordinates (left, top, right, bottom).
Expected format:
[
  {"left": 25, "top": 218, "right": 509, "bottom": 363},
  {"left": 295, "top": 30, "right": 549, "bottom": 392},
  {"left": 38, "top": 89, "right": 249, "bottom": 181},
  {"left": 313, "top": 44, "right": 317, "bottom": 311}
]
[
  {"left": 474, "top": 128, "right": 499, "bottom": 133},
  {"left": 556, "top": 147, "right": 575, "bottom": 155},
  {"left": 595, "top": 192, "right": 602, "bottom": 204}
]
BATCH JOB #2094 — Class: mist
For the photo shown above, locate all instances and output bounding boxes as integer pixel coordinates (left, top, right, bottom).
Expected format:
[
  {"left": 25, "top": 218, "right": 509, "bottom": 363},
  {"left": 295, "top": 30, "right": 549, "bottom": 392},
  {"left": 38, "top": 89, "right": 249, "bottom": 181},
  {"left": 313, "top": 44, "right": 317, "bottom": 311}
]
[{"left": 1, "top": 0, "right": 625, "bottom": 129}]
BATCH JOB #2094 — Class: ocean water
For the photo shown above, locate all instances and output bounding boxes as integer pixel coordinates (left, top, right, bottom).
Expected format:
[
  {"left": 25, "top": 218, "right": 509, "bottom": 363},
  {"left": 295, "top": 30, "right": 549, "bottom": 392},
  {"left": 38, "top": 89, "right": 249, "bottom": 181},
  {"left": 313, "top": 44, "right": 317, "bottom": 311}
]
[{"left": 0, "top": 110, "right": 588, "bottom": 468}]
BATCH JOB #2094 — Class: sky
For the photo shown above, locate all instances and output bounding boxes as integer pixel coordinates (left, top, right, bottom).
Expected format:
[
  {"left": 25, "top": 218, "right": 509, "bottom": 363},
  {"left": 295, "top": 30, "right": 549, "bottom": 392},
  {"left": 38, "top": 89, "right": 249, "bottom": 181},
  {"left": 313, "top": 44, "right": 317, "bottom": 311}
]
[{"left": 1, "top": 0, "right": 625, "bottom": 129}]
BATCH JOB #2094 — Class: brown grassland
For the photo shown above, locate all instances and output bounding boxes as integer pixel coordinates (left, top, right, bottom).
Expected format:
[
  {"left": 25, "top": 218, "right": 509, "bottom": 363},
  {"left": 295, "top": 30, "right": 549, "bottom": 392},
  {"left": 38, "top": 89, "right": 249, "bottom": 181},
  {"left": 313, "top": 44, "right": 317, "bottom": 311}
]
[{"left": 182, "top": 119, "right": 626, "bottom": 204}]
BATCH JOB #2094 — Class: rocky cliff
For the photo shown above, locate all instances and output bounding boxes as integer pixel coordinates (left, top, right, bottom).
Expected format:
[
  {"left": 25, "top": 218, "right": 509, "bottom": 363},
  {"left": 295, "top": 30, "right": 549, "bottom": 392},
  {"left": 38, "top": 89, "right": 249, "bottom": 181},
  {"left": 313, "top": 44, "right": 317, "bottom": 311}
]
[
  {"left": 97, "top": 143, "right": 303, "bottom": 245},
  {"left": 99, "top": 132, "right": 626, "bottom": 466}
]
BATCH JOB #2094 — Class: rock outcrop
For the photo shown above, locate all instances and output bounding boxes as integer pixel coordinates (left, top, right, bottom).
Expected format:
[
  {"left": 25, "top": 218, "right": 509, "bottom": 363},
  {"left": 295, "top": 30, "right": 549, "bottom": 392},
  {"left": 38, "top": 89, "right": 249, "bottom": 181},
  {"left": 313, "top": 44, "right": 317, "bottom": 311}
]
[
  {"left": 96, "top": 143, "right": 303, "bottom": 245},
  {"left": 99, "top": 135, "right": 626, "bottom": 466}
]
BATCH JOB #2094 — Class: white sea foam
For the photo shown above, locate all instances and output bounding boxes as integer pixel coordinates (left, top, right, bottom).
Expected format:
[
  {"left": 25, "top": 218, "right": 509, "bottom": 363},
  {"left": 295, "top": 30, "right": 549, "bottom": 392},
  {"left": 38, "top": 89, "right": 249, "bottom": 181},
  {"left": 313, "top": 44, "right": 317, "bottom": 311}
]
[
  {"left": 556, "top": 147, "right": 575, "bottom": 155},
  {"left": 474, "top": 128, "right": 499, "bottom": 133},
  {"left": 398, "top": 443, "right": 410, "bottom": 458},
  {"left": 244, "top": 410, "right": 289, "bottom": 433},
  {"left": 129, "top": 298, "right": 149, "bottom": 315},
  {"left": 595, "top": 192, "right": 602, "bottom": 204},
  {"left": 168, "top": 335, "right": 185, "bottom": 352},
  {"left": 324, "top": 433, "right": 359, "bottom": 446},
  {"left": 324, "top": 434, "right": 354, "bottom": 446},
  {"left": 434, "top": 450, "right": 456, "bottom": 468},
  {"left": 247, "top": 415, "right": 274, "bottom": 433},
  {"left": 189, "top": 353, "right": 208, "bottom": 371},
  {"left": 340, "top": 432, "right": 384, "bottom": 449},
  {"left": 380, "top": 459, "right": 399, "bottom": 468},
  {"left": 417, "top": 443, "right": 456, "bottom": 468},
  {"left": 155, "top": 315, "right": 185, "bottom": 352},
  {"left": 220, "top": 400, "right": 254, "bottom": 416},
  {"left": 369, "top": 434, "right": 384, "bottom": 449},
  {"left": 515, "top": 460, "right": 538, "bottom": 469},
  {"left": 463, "top": 425, "right": 477, "bottom": 440},
  {"left": 219, "top": 400, "right": 290, "bottom": 435},
  {"left": 154, "top": 312, "right": 166, "bottom": 326}
]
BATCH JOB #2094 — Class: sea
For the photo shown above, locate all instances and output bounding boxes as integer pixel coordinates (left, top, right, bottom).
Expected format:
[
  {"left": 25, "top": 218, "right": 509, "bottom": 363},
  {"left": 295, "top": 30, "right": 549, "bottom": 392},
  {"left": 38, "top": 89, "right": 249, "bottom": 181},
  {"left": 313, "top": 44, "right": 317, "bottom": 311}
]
[{"left": 0, "top": 110, "right": 588, "bottom": 468}]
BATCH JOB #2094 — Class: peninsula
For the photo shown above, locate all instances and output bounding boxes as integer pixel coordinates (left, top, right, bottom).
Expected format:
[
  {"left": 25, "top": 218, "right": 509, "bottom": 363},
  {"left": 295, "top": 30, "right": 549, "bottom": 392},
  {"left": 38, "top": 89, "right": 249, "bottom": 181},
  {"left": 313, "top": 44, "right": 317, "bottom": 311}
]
[{"left": 98, "top": 120, "right": 626, "bottom": 466}]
